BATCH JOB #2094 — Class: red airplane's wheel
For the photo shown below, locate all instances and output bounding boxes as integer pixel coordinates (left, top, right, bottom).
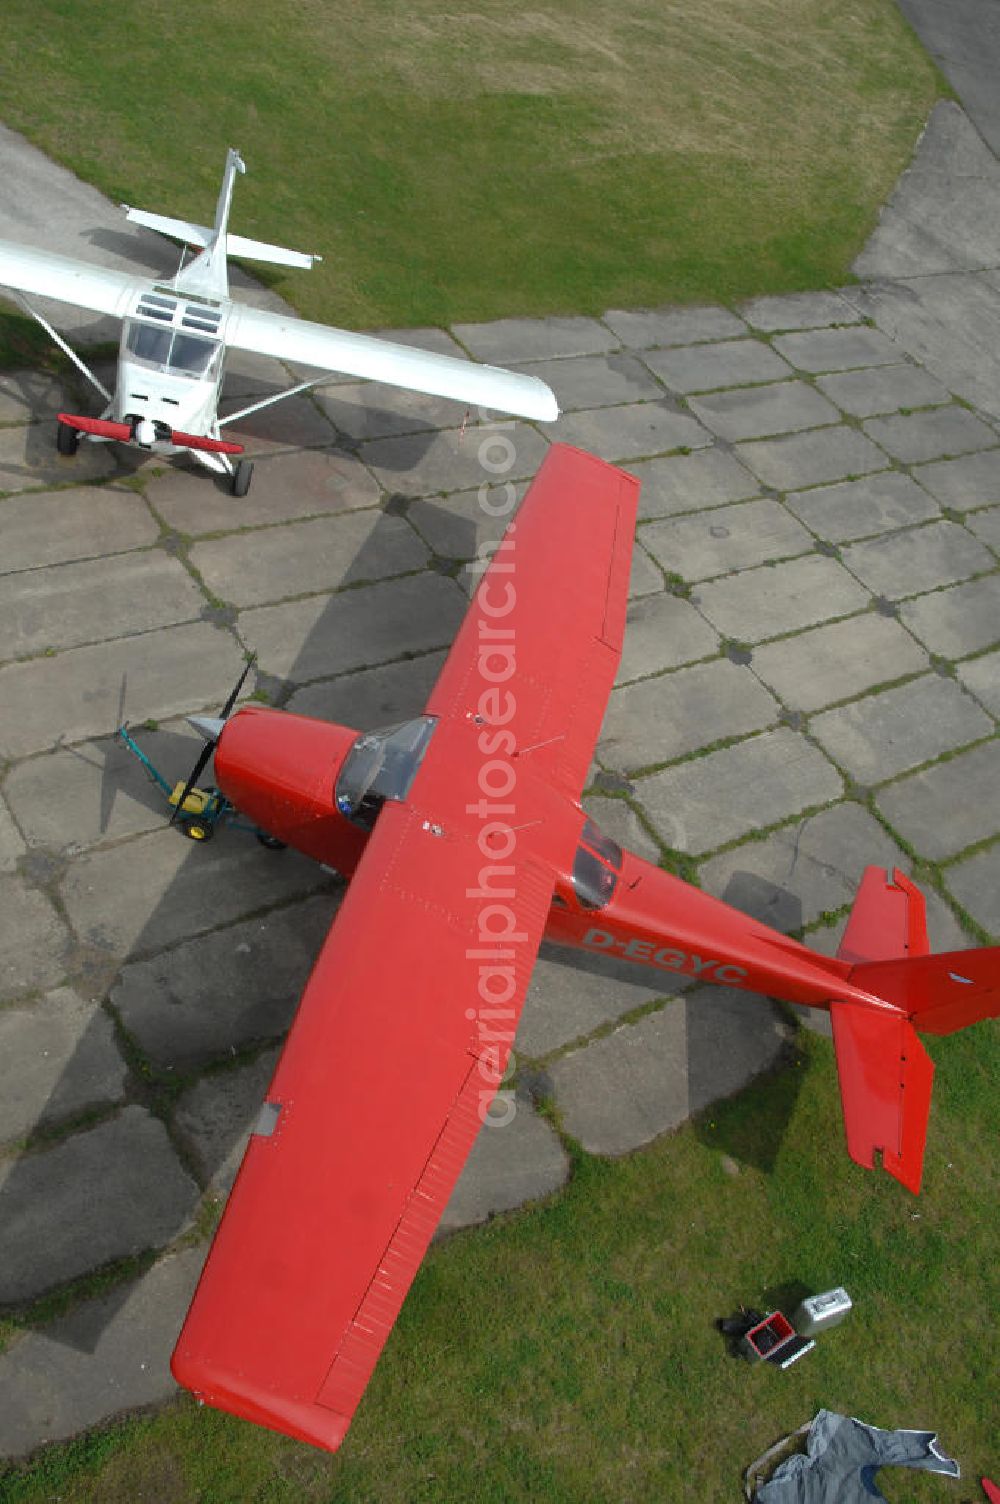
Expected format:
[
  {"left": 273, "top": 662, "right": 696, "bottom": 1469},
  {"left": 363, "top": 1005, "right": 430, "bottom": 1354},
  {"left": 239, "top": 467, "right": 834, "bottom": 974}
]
[
  {"left": 255, "top": 831, "right": 287, "bottom": 850},
  {"left": 56, "top": 422, "right": 80, "bottom": 456},
  {"left": 231, "top": 459, "right": 253, "bottom": 497}
]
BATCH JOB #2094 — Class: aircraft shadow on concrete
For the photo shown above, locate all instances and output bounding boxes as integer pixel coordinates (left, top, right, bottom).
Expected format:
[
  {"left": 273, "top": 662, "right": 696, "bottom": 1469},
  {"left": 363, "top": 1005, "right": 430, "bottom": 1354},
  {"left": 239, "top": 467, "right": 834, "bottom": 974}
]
[
  {"left": 85, "top": 228, "right": 179, "bottom": 278},
  {"left": 0, "top": 406, "right": 800, "bottom": 1364},
  {"left": 689, "top": 874, "right": 806, "bottom": 1176}
]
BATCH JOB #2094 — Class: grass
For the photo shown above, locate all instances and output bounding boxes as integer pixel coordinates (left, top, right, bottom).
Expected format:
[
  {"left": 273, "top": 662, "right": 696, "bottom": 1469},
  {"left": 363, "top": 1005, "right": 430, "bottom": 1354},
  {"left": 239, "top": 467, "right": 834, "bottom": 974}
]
[
  {"left": 0, "top": 1, "right": 943, "bottom": 330},
  {"left": 0, "top": 1024, "right": 997, "bottom": 1503},
  {"left": 0, "top": 312, "right": 59, "bottom": 373}
]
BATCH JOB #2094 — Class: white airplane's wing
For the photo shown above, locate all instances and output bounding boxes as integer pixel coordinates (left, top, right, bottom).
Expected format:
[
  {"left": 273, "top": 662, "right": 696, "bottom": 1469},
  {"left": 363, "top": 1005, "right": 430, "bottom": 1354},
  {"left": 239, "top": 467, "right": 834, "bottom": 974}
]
[
  {"left": 225, "top": 302, "right": 560, "bottom": 422},
  {"left": 0, "top": 239, "right": 143, "bottom": 320},
  {"left": 0, "top": 235, "right": 559, "bottom": 422}
]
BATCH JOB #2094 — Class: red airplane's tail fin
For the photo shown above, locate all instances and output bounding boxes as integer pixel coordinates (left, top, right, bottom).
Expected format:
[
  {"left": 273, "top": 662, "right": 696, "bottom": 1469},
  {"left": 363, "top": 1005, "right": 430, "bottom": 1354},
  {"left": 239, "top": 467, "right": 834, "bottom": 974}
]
[
  {"left": 829, "top": 1003, "right": 934, "bottom": 1194},
  {"left": 826, "top": 866, "right": 1000, "bottom": 1193}
]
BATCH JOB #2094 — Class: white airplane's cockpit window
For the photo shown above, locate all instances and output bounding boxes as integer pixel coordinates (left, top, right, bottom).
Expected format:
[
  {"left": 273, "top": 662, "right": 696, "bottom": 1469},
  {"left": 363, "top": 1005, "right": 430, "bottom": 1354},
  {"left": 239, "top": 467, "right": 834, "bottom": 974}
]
[
  {"left": 335, "top": 717, "right": 438, "bottom": 830},
  {"left": 126, "top": 323, "right": 172, "bottom": 366},
  {"left": 124, "top": 321, "right": 221, "bottom": 381},
  {"left": 171, "top": 333, "right": 219, "bottom": 376}
]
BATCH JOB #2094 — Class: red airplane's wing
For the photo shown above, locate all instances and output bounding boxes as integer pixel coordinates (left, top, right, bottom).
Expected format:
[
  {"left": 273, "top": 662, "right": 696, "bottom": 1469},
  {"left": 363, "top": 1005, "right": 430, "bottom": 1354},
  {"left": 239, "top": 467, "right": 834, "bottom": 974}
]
[
  {"left": 174, "top": 444, "right": 637, "bottom": 1448},
  {"left": 173, "top": 796, "right": 575, "bottom": 1450},
  {"left": 424, "top": 443, "right": 640, "bottom": 800}
]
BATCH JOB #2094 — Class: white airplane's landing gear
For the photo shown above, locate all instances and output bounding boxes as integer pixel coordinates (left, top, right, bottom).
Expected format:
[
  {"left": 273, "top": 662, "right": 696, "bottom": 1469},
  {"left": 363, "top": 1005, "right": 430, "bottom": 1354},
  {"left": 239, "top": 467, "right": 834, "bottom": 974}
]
[
  {"left": 231, "top": 458, "right": 254, "bottom": 497},
  {"left": 56, "top": 422, "right": 80, "bottom": 456}
]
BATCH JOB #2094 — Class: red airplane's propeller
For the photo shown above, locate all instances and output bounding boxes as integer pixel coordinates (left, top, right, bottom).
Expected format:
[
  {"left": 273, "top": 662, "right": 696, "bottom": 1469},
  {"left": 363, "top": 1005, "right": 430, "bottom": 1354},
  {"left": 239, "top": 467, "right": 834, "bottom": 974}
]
[
  {"left": 57, "top": 412, "right": 244, "bottom": 455},
  {"left": 171, "top": 657, "right": 257, "bottom": 828}
]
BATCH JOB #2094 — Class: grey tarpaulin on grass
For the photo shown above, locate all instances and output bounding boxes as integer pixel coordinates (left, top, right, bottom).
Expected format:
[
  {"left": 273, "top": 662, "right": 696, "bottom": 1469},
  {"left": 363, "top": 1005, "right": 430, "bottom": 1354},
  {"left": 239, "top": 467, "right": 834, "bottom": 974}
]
[{"left": 754, "top": 1410, "right": 960, "bottom": 1501}]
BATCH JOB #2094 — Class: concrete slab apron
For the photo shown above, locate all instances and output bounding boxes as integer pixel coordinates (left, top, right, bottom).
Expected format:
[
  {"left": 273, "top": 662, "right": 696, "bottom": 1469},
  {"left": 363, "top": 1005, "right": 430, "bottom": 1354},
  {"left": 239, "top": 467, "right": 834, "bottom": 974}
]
[
  {"left": 0, "top": 92, "right": 999, "bottom": 1462},
  {"left": 850, "top": 102, "right": 1000, "bottom": 420}
]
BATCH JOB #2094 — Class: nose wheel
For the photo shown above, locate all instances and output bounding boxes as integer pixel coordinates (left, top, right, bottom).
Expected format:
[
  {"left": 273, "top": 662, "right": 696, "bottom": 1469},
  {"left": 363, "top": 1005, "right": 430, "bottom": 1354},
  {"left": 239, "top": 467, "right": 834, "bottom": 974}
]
[{"left": 231, "top": 459, "right": 254, "bottom": 497}]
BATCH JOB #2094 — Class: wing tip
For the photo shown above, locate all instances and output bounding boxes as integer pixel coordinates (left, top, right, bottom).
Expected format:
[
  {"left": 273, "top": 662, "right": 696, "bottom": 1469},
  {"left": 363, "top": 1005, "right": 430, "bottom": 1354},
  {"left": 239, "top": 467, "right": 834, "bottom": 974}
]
[{"left": 171, "top": 1348, "right": 351, "bottom": 1453}]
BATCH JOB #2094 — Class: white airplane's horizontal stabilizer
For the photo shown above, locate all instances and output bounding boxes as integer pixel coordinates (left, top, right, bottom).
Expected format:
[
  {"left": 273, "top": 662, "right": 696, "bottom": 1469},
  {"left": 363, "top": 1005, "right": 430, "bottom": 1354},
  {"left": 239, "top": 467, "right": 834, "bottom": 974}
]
[
  {"left": 124, "top": 210, "right": 320, "bottom": 270},
  {"left": 124, "top": 208, "right": 212, "bottom": 247},
  {"left": 225, "top": 303, "right": 560, "bottom": 422},
  {"left": 226, "top": 234, "right": 320, "bottom": 270}
]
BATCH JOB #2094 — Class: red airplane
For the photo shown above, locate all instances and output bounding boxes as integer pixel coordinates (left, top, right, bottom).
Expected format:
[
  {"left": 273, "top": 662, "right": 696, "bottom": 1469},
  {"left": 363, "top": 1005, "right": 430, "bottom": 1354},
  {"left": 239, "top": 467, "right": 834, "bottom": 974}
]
[{"left": 171, "top": 443, "right": 1000, "bottom": 1452}]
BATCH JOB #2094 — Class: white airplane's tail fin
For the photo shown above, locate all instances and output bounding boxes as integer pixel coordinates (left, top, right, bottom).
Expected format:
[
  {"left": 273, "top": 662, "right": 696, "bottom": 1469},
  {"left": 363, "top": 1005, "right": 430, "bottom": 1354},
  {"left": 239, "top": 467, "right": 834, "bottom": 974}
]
[
  {"left": 123, "top": 149, "right": 320, "bottom": 299},
  {"left": 211, "top": 147, "right": 246, "bottom": 245}
]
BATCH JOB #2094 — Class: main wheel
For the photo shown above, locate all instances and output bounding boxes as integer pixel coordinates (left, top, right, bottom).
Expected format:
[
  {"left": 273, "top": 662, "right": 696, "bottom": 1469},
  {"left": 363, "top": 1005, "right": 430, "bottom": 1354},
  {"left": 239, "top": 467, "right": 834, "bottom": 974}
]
[
  {"left": 56, "top": 423, "right": 80, "bottom": 456},
  {"left": 255, "top": 831, "right": 287, "bottom": 850},
  {"left": 231, "top": 459, "right": 254, "bottom": 497},
  {"left": 180, "top": 816, "right": 214, "bottom": 842}
]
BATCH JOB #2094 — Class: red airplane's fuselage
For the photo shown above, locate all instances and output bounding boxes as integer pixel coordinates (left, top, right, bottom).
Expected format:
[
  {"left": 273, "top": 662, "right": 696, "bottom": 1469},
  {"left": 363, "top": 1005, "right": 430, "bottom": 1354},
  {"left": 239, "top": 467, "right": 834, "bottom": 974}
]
[{"left": 215, "top": 705, "right": 892, "bottom": 1022}]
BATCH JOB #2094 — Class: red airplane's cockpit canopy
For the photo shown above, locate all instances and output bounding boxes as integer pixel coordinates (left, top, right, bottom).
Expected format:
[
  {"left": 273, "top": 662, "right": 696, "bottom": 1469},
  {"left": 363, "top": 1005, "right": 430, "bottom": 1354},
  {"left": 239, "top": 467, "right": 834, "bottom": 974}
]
[
  {"left": 571, "top": 816, "right": 623, "bottom": 910},
  {"left": 334, "top": 715, "right": 438, "bottom": 829}
]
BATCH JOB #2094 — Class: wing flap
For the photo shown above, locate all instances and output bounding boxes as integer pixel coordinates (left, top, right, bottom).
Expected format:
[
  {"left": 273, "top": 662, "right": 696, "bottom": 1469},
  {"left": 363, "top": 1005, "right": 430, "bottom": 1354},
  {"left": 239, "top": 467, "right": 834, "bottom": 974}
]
[
  {"left": 830, "top": 1002, "right": 935, "bottom": 1194},
  {"left": 223, "top": 302, "right": 558, "bottom": 421},
  {"left": 317, "top": 1058, "right": 482, "bottom": 1417}
]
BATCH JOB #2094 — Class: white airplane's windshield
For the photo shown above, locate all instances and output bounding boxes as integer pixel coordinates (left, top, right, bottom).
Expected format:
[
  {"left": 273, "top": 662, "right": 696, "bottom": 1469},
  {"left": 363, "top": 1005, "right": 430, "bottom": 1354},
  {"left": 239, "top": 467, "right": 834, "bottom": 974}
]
[{"left": 124, "top": 321, "right": 221, "bottom": 380}]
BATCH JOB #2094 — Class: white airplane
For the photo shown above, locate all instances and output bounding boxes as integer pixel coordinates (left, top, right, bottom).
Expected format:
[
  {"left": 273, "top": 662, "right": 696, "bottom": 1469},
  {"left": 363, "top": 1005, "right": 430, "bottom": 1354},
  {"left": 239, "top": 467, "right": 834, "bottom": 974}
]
[{"left": 0, "top": 149, "right": 558, "bottom": 495}]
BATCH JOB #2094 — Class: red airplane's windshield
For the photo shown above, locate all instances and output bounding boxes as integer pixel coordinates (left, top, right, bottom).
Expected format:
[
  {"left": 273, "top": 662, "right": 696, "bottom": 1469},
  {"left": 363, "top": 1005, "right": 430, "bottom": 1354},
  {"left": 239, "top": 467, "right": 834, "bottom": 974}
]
[
  {"left": 571, "top": 817, "right": 623, "bottom": 910},
  {"left": 335, "top": 716, "right": 438, "bottom": 830}
]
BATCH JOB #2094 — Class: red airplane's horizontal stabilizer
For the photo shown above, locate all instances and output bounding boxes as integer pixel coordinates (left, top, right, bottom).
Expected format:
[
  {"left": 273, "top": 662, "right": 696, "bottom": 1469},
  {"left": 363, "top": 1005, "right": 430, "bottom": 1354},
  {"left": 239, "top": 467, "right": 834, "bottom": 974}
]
[
  {"left": 850, "top": 947, "right": 1000, "bottom": 1036},
  {"left": 58, "top": 413, "right": 132, "bottom": 442},
  {"left": 830, "top": 1002, "right": 934, "bottom": 1194},
  {"left": 837, "top": 866, "right": 929, "bottom": 966},
  {"left": 58, "top": 412, "right": 244, "bottom": 455}
]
